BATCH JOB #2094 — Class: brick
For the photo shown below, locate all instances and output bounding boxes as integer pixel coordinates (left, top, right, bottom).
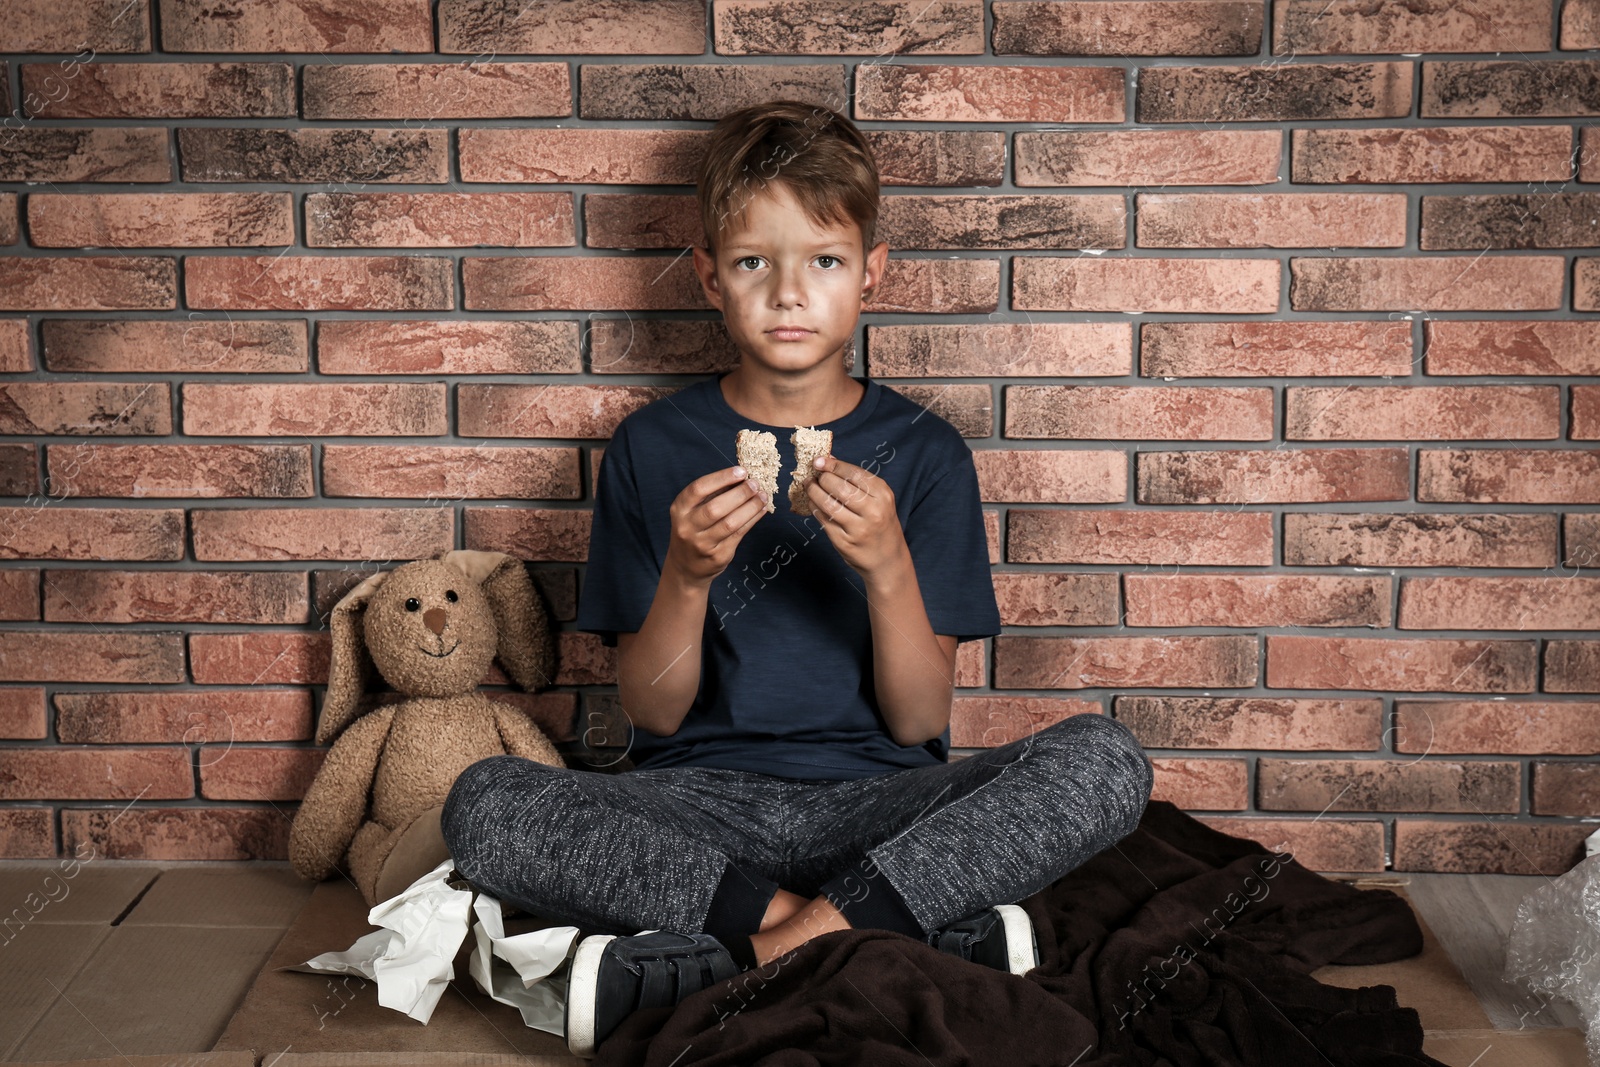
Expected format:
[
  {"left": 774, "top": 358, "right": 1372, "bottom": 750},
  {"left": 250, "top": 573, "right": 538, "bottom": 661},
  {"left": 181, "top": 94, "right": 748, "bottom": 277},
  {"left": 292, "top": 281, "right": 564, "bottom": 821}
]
[
  {"left": 1567, "top": 513, "right": 1600, "bottom": 570},
  {"left": 1152, "top": 757, "right": 1248, "bottom": 810},
  {"left": 43, "top": 319, "right": 307, "bottom": 374},
  {"left": 28, "top": 192, "right": 292, "bottom": 248},
  {"left": 21, "top": 62, "right": 293, "bottom": 118},
  {"left": 1393, "top": 820, "right": 1590, "bottom": 875},
  {"left": 0, "top": 318, "right": 30, "bottom": 372},
  {"left": 0, "top": 569, "right": 39, "bottom": 621},
  {"left": 0, "top": 194, "right": 13, "bottom": 246},
  {"left": 552, "top": 632, "right": 615, "bottom": 687},
  {"left": 186, "top": 255, "right": 452, "bottom": 311},
  {"left": 994, "top": 1, "right": 1260, "bottom": 55},
  {"left": 857, "top": 64, "right": 1124, "bottom": 123},
  {"left": 888, "top": 384, "right": 994, "bottom": 437},
  {"left": 319, "top": 320, "right": 580, "bottom": 376},
  {"left": 1290, "top": 256, "right": 1564, "bottom": 311},
  {"left": 0, "top": 688, "right": 46, "bottom": 740},
  {"left": 1418, "top": 449, "right": 1600, "bottom": 503},
  {"left": 0, "top": 632, "right": 183, "bottom": 683},
  {"left": 984, "top": 510, "right": 999, "bottom": 565},
  {"left": 0, "top": 256, "right": 176, "bottom": 310},
  {"left": 992, "top": 572, "right": 1119, "bottom": 627},
  {"left": 177, "top": 128, "right": 449, "bottom": 184},
  {"left": 162, "top": 0, "right": 432, "bottom": 52},
  {"left": 1008, "top": 510, "right": 1273, "bottom": 566},
  {"left": 1274, "top": 0, "right": 1551, "bottom": 54},
  {"left": 191, "top": 507, "right": 453, "bottom": 563},
  {"left": 1141, "top": 321, "right": 1412, "bottom": 378},
  {"left": 1266, "top": 636, "right": 1536, "bottom": 693},
  {"left": 1287, "top": 385, "right": 1558, "bottom": 441},
  {"left": 0, "top": 444, "right": 37, "bottom": 496},
  {"left": 440, "top": 0, "right": 704, "bottom": 53},
  {"left": 0, "top": 382, "right": 169, "bottom": 435},
  {"left": 580, "top": 64, "right": 848, "bottom": 121},
  {"left": 1, "top": 0, "right": 152, "bottom": 52},
  {"left": 323, "top": 445, "right": 581, "bottom": 500},
  {"left": 1115, "top": 696, "right": 1382, "bottom": 752},
  {"left": 304, "top": 62, "right": 567, "bottom": 120},
  {"left": 1422, "top": 193, "right": 1600, "bottom": 250},
  {"left": 1138, "top": 193, "right": 1406, "bottom": 249},
  {"left": 1014, "top": 257, "right": 1280, "bottom": 313},
  {"left": 460, "top": 128, "right": 706, "bottom": 184},
  {"left": 994, "top": 635, "right": 1258, "bottom": 690},
  {"left": 868, "top": 131, "right": 1008, "bottom": 186},
  {"left": 200, "top": 747, "right": 324, "bottom": 801},
  {"left": 307, "top": 192, "right": 574, "bottom": 248},
  {"left": 1531, "top": 763, "right": 1599, "bottom": 816},
  {"left": 1124, "top": 574, "right": 1391, "bottom": 629},
  {"left": 63, "top": 807, "right": 290, "bottom": 861},
  {"left": 463, "top": 507, "right": 593, "bottom": 563},
  {"left": 1567, "top": 0, "right": 1600, "bottom": 48},
  {"left": 1194, "top": 817, "right": 1383, "bottom": 872},
  {"left": 716, "top": 1, "right": 982, "bottom": 54},
  {"left": 1546, "top": 640, "right": 1600, "bottom": 692},
  {"left": 1138, "top": 448, "right": 1409, "bottom": 505},
  {"left": 464, "top": 255, "right": 706, "bottom": 311},
  {"left": 42, "top": 569, "right": 306, "bottom": 626},
  {"left": 1401, "top": 576, "right": 1600, "bottom": 632},
  {"left": 1424, "top": 320, "right": 1600, "bottom": 376},
  {"left": 0, "top": 129, "right": 170, "bottom": 183},
  {"left": 582, "top": 320, "right": 738, "bottom": 377},
  {"left": 869, "top": 322, "right": 1130, "bottom": 378},
  {"left": 0, "top": 808, "right": 53, "bottom": 858},
  {"left": 1139, "top": 63, "right": 1412, "bottom": 122},
  {"left": 0, "top": 747, "right": 191, "bottom": 800},
  {"left": 1286, "top": 512, "right": 1558, "bottom": 569},
  {"left": 56, "top": 689, "right": 312, "bottom": 744},
  {"left": 0, "top": 507, "right": 183, "bottom": 561},
  {"left": 1571, "top": 386, "right": 1600, "bottom": 439},
  {"left": 863, "top": 258, "right": 999, "bottom": 313},
  {"left": 181, "top": 383, "right": 446, "bottom": 436},
  {"left": 1423, "top": 60, "right": 1600, "bottom": 117},
  {"left": 1292, "top": 126, "right": 1574, "bottom": 184},
  {"left": 1015, "top": 130, "right": 1281, "bottom": 186},
  {"left": 188, "top": 632, "right": 328, "bottom": 686},
  {"left": 954, "top": 640, "right": 984, "bottom": 688},
  {"left": 1578, "top": 257, "right": 1600, "bottom": 311},
  {"left": 1006, "top": 385, "right": 1273, "bottom": 440},
  {"left": 1395, "top": 700, "right": 1600, "bottom": 755},
  {"left": 878, "top": 194, "right": 1127, "bottom": 250},
  {"left": 46, "top": 444, "right": 313, "bottom": 499},
  {"left": 971, "top": 449, "right": 1125, "bottom": 503},
  {"left": 951, "top": 697, "right": 1103, "bottom": 748},
  {"left": 1259, "top": 758, "right": 1519, "bottom": 814},
  {"left": 459, "top": 384, "right": 671, "bottom": 439}
]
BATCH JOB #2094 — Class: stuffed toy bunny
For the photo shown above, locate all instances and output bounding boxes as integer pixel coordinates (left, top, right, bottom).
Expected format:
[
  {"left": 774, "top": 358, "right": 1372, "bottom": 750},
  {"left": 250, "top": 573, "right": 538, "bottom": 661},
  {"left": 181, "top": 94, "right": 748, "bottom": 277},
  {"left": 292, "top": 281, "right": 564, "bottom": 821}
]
[{"left": 289, "top": 548, "right": 566, "bottom": 906}]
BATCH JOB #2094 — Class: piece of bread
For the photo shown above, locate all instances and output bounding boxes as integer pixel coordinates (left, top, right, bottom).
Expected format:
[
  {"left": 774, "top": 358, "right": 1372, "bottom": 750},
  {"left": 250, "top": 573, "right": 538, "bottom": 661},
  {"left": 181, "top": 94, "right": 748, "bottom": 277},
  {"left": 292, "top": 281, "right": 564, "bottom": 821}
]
[
  {"left": 735, "top": 429, "right": 779, "bottom": 514},
  {"left": 788, "top": 427, "right": 833, "bottom": 516}
]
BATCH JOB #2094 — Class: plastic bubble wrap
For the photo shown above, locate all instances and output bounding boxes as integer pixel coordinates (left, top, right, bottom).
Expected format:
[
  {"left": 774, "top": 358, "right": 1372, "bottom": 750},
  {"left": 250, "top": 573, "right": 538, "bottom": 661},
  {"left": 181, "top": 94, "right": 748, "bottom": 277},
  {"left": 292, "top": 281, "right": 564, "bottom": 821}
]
[{"left": 1503, "top": 830, "right": 1600, "bottom": 1065}]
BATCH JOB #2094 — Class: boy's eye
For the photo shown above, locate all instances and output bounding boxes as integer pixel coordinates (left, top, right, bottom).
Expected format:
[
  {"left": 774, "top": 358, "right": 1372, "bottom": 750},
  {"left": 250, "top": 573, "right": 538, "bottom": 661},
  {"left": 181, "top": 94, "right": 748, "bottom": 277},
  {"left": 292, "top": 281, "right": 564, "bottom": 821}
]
[
  {"left": 735, "top": 255, "right": 842, "bottom": 270},
  {"left": 816, "top": 255, "right": 840, "bottom": 269},
  {"left": 737, "top": 256, "right": 763, "bottom": 270}
]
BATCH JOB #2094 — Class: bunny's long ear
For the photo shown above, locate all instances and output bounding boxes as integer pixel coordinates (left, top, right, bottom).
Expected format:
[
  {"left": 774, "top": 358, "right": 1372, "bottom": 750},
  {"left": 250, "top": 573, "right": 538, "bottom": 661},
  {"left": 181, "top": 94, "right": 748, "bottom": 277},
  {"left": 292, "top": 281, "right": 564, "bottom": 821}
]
[
  {"left": 317, "top": 569, "right": 390, "bottom": 745},
  {"left": 442, "top": 549, "right": 554, "bottom": 692}
]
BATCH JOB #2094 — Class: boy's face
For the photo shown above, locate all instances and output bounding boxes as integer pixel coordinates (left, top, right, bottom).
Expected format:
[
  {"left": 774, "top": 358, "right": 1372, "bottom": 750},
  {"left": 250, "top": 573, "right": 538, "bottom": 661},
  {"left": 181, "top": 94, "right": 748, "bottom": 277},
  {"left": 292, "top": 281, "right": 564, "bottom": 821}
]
[{"left": 692, "top": 181, "right": 888, "bottom": 379}]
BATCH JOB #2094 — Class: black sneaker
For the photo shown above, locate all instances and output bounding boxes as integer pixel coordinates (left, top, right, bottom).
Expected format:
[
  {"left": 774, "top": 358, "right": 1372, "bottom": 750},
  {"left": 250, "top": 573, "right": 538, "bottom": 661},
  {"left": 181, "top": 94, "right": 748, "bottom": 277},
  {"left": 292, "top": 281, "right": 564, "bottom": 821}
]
[
  {"left": 564, "top": 930, "right": 741, "bottom": 1057},
  {"left": 927, "top": 903, "right": 1040, "bottom": 976}
]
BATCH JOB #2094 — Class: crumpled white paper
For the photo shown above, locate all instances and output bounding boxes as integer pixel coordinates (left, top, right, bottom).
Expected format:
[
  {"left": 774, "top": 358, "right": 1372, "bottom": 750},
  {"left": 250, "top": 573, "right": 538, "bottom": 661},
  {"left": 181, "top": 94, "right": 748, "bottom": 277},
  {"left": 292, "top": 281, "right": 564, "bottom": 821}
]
[{"left": 286, "top": 858, "right": 583, "bottom": 1033}]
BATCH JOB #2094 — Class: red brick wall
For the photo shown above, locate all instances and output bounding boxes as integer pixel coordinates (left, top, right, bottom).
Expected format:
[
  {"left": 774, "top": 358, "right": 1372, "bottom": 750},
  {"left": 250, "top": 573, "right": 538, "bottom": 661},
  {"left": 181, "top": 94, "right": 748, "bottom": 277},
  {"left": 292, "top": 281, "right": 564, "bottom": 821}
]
[{"left": 1, "top": 0, "right": 1596, "bottom": 875}]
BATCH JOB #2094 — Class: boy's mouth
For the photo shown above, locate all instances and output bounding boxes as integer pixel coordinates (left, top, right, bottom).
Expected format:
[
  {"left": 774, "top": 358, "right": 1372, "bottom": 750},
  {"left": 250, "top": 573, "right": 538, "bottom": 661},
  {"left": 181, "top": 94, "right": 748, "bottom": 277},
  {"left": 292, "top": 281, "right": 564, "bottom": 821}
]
[{"left": 767, "top": 327, "right": 813, "bottom": 340}]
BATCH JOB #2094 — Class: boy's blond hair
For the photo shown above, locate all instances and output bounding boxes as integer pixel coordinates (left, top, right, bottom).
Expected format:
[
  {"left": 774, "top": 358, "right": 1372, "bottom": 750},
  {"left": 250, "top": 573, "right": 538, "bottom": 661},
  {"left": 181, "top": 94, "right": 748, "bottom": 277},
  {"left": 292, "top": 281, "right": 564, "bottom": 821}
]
[{"left": 695, "top": 99, "right": 880, "bottom": 259}]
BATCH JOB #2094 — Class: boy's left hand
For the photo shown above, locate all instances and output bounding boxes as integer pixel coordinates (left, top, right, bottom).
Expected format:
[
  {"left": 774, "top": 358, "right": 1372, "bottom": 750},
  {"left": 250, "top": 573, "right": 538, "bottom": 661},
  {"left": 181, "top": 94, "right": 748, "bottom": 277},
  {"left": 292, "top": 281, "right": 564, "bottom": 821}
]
[{"left": 807, "top": 454, "right": 909, "bottom": 580}]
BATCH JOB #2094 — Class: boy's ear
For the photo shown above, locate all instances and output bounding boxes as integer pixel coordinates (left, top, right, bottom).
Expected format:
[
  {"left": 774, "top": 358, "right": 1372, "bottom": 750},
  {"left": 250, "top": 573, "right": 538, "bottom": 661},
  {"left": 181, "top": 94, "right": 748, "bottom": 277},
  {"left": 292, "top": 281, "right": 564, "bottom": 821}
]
[
  {"left": 863, "top": 241, "right": 889, "bottom": 298},
  {"left": 692, "top": 245, "right": 724, "bottom": 311}
]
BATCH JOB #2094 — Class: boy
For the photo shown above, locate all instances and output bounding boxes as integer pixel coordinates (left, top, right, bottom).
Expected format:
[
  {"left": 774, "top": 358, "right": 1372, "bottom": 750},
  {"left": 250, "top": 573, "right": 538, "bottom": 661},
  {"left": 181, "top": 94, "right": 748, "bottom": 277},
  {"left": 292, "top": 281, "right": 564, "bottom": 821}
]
[{"left": 441, "top": 100, "right": 1156, "bottom": 1058}]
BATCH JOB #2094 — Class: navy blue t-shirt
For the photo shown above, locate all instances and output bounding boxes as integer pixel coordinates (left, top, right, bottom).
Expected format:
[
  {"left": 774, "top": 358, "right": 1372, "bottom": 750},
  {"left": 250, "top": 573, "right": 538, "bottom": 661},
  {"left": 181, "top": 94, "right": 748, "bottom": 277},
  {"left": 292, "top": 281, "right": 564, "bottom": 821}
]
[{"left": 574, "top": 371, "right": 1002, "bottom": 780}]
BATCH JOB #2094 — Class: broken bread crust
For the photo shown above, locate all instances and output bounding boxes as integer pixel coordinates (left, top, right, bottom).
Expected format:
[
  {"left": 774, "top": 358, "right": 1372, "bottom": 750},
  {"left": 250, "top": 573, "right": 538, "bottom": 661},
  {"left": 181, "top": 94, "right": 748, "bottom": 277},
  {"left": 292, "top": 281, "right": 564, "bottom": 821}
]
[
  {"left": 788, "top": 427, "right": 833, "bottom": 516},
  {"left": 735, "top": 429, "right": 779, "bottom": 514}
]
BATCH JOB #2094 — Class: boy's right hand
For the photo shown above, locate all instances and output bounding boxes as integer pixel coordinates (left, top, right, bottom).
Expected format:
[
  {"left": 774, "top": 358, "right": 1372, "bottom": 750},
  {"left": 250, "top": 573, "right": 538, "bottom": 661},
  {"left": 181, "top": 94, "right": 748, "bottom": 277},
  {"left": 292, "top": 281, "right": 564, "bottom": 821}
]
[{"left": 665, "top": 466, "right": 770, "bottom": 586}]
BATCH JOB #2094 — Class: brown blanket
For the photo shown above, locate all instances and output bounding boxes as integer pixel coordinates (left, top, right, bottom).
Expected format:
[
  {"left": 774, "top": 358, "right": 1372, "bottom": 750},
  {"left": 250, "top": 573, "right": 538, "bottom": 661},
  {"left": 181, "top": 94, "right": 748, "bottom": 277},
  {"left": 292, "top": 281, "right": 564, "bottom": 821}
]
[{"left": 594, "top": 800, "right": 1448, "bottom": 1066}]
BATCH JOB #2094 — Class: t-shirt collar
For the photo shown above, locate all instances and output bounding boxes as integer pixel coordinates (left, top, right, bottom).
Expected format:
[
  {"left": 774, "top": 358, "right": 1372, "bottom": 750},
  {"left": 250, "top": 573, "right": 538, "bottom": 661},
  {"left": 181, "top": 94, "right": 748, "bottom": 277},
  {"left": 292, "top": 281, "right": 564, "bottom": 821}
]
[{"left": 702, "top": 371, "right": 882, "bottom": 435}]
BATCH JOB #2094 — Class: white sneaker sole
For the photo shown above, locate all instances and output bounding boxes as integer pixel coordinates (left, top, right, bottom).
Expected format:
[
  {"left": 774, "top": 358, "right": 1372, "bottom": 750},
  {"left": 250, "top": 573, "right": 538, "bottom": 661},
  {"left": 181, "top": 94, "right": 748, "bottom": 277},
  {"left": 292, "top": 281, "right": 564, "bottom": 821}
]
[
  {"left": 993, "top": 903, "right": 1039, "bottom": 976},
  {"left": 565, "top": 933, "right": 617, "bottom": 1058}
]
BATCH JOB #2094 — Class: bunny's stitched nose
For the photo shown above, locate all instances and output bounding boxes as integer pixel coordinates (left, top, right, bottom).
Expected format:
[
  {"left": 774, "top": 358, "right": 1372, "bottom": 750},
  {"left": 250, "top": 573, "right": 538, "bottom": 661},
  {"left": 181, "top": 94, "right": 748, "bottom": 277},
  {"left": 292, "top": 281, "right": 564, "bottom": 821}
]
[{"left": 423, "top": 606, "right": 447, "bottom": 635}]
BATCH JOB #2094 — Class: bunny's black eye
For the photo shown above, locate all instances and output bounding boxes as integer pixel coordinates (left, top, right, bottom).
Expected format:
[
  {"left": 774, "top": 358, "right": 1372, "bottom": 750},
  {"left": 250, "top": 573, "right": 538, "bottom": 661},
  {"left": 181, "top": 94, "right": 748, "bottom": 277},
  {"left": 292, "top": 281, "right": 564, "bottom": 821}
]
[
  {"left": 405, "top": 598, "right": 420, "bottom": 611},
  {"left": 445, "top": 589, "right": 458, "bottom": 602}
]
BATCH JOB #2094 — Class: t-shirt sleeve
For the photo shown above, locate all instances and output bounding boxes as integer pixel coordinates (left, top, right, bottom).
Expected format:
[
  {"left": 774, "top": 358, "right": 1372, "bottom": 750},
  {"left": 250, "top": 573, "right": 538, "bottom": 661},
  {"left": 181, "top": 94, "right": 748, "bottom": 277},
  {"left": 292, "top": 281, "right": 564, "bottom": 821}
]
[
  {"left": 575, "top": 426, "right": 660, "bottom": 648},
  {"left": 903, "top": 454, "right": 1002, "bottom": 643}
]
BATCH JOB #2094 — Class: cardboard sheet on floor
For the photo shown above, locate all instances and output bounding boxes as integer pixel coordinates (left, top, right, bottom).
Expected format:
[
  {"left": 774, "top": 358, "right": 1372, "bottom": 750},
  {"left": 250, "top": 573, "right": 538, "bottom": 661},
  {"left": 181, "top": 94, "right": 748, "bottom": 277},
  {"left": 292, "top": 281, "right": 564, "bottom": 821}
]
[
  {"left": 1420, "top": 1027, "right": 1590, "bottom": 1067},
  {"left": 2, "top": 1054, "right": 255, "bottom": 1067},
  {"left": 211, "top": 878, "right": 581, "bottom": 1063}
]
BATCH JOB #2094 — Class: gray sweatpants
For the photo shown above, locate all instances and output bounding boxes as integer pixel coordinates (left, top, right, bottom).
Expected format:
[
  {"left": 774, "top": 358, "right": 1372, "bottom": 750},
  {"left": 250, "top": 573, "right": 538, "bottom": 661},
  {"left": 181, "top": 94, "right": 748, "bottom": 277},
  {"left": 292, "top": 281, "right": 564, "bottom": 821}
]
[{"left": 440, "top": 712, "right": 1154, "bottom": 944}]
